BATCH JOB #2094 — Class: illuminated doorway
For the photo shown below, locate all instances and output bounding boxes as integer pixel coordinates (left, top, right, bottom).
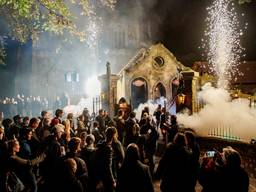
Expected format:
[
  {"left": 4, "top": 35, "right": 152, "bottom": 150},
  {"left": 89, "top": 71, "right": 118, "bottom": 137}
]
[
  {"left": 131, "top": 78, "right": 148, "bottom": 109},
  {"left": 154, "top": 82, "right": 166, "bottom": 99}
]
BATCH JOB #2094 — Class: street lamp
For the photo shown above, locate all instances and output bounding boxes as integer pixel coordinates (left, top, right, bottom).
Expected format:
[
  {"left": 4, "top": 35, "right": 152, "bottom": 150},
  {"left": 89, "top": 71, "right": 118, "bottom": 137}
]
[{"left": 177, "top": 93, "right": 186, "bottom": 105}]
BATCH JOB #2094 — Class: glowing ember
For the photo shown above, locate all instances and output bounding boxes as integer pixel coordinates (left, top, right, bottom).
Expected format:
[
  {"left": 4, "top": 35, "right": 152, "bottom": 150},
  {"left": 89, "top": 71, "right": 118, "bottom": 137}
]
[{"left": 201, "top": 0, "right": 245, "bottom": 89}]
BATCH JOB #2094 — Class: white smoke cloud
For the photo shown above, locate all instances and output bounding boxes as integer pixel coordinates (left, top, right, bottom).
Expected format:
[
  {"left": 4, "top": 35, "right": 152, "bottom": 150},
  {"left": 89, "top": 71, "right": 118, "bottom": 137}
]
[
  {"left": 63, "top": 97, "right": 94, "bottom": 117},
  {"left": 134, "top": 100, "right": 158, "bottom": 120},
  {"left": 134, "top": 96, "right": 177, "bottom": 120},
  {"left": 177, "top": 83, "right": 256, "bottom": 143}
]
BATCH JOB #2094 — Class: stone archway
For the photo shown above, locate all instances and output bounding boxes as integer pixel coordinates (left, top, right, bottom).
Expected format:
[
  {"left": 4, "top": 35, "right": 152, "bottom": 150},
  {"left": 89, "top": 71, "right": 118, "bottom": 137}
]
[
  {"left": 154, "top": 82, "right": 166, "bottom": 99},
  {"left": 131, "top": 77, "right": 148, "bottom": 109}
]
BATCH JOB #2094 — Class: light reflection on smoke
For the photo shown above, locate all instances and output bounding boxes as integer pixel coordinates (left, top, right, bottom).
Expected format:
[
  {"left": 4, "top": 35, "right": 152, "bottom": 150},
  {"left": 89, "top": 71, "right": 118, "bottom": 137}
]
[
  {"left": 134, "top": 96, "right": 176, "bottom": 120},
  {"left": 63, "top": 97, "right": 94, "bottom": 117},
  {"left": 177, "top": 83, "right": 256, "bottom": 143}
]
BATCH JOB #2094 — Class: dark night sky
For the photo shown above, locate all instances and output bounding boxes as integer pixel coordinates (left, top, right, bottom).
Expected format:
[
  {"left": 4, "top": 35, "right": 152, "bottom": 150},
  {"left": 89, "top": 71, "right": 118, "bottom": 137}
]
[
  {"left": 137, "top": 0, "right": 256, "bottom": 66},
  {"left": 0, "top": 0, "right": 256, "bottom": 97},
  {"left": 2, "top": 0, "right": 256, "bottom": 68}
]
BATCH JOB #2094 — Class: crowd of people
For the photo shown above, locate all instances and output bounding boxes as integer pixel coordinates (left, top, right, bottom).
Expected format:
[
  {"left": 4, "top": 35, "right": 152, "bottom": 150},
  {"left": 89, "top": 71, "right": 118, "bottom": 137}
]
[
  {"left": 0, "top": 94, "right": 69, "bottom": 119},
  {"left": 0, "top": 104, "right": 249, "bottom": 192}
]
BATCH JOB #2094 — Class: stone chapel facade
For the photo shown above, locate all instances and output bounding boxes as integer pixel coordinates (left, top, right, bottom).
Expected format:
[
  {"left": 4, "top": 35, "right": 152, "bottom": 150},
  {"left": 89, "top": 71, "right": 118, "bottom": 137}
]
[{"left": 99, "top": 43, "right": 199, "bottom": 117}]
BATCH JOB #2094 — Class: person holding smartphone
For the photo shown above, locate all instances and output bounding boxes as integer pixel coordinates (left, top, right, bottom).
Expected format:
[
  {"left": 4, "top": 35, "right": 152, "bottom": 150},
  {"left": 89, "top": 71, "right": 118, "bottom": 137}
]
[
  {"left": 198, "top": 148, "right": 225, "bottom": 192},
  {"left": 199, "top": 146, "right": 249, "bottom": 192}
]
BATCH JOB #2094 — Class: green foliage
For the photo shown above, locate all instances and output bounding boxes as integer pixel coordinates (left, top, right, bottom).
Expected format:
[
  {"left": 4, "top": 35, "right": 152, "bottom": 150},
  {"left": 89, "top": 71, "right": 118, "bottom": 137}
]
[
  {"left": 0, "top": 0, "right": 88, "bottom": 42},
  {"left": 0, "top": 0, "right": 116, "bottom": 64},
  {"left": 0, "top": 42, "right": 6, "bottom": 65},
  {"left": 238, "top": 0, "right": 252, "bottom": 4}
]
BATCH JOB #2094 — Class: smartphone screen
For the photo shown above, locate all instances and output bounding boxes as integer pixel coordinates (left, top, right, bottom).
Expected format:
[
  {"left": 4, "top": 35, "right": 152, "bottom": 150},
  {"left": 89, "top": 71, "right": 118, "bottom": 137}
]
[{"left": 206, "top": 151, "right": 216, "bottom": 157}]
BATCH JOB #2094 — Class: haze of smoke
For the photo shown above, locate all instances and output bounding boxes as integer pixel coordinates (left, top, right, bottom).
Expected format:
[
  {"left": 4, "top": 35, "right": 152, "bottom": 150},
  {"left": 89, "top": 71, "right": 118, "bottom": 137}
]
[
  {"left": 134, "top": 101, "right": 158, "bottom": 121},
  {"left": 134, "top": 96, "right": 169, "bottom": 121},
  {"left": 177, "top": 83, "right": 256, "bottom": 142},
  {"left": 63, "top": 97, "right": 94, "bottom": 117}
]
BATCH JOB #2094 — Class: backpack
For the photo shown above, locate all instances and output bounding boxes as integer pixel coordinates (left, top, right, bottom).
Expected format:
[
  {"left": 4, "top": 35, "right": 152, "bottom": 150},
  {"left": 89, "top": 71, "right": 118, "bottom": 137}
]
[{"left": 5, "top": 171, "right": 25, "bottom": 192}]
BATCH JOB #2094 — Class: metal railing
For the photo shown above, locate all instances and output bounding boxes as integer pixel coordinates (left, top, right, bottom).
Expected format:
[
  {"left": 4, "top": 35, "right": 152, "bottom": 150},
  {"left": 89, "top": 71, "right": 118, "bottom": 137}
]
[
  {"left": 92, "top": 96, "right": 101, "bottom": 115},
  {"left": 208, "top": 122, "right": 241, "bottom": 141}
]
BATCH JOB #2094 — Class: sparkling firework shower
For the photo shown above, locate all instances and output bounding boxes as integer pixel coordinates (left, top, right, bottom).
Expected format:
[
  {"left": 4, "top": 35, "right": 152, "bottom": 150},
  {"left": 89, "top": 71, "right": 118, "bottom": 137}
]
[
  {"left": 86, "top": 15, "right": 102, "bottom": 48},
  {"left": 202, "top": 0, "right": 245, "bottom": 89}
]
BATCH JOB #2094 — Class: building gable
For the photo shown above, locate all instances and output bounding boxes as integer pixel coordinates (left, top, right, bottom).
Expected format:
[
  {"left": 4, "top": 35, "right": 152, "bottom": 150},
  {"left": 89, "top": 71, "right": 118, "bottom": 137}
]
[{"left": 120, "top": 43, "right": 186, "bottom": 76}]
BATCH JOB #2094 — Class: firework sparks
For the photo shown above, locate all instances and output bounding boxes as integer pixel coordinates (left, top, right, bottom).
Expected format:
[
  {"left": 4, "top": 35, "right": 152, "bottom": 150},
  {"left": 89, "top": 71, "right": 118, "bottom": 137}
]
[
  {"left": 202, "top": 0, "right": 245, "bottom": 89},
  {"left": 86, "top": 15, "right": 102, "bottom": 48}
]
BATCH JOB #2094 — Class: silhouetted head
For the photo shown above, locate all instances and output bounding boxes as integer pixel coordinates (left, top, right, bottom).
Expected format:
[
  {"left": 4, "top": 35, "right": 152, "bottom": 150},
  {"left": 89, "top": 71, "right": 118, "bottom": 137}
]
[
  {"left": 170, "top": 115, "right": 177, "bottom": 123},
  {"left": 184, "top": 130, "right": 196, "bottom": 146},
  {"left": 129, "top": 111, "right": 136, "bottom": 118},
  {"left": 222, "top": 146, "right": 241, "bottom": 168},
  {"left": 173, "top": 132, "right": 186, "bottom": 146},
  {"left": 105, "top": 127, "right": 117, "bottom": 143},
  {"left": 85, "top": 134, "right": 95, "bottom": 146},
  {"left": 13, "top": 115, "right": 22, "bottom": 124},
  {"left": 68, "top": 137, "right": 81, "bottom": 153},
  {"left": 55, "top": 109, "right": 64, "bottom": 118},
  {"left": 125, "top": 143, "right": 140, "bottom": 162}
]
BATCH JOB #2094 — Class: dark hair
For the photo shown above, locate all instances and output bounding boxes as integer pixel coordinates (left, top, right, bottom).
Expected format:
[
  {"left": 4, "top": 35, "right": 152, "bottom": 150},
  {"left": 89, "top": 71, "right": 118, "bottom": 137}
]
[
  {"left": 2, "top": 118, "right": 13, "bottom": 129},
  {"left": 129, "top": 112, "right": 136, "bottom": 118},
  {"left": 29, "top": 117, "right": 40, "bottom": 127},
  {"left": 170, "top": 115, "right": 177, "bottom": 123},
  {"left": 143, "top": 106, "right": 149, "bottom": 112},
  {"left": 184, "top": 130, "right": 196, "bottom": 146},
  {"left": 19, "top": 127, "right": 33, "bottom": 139},
  {"left": 13, "top": 115, "right": 22, "bottom": 123},
  {"left": 125, "top": 143, "right": 140, "bottom": 162},
  {"left": 105, "top": 127, "right": 117, "bottom": 142},
  {"left": 41, "top": 111, "right": 48, "bottom": 117},
  {"left": 23, "top": 116, "right": 30, "bottom": 122},
  {"left": 55, "top": 109, "right": 63, "bottom": 117},
  {"left": 117, "top": 109, "right": 123, "bottom": 116},
  {"left": 68, "top": 137, "right": 81, "bottom": 152},
  {"left": 223, "top": 146, "right": 242, "bottom": 168},
  {"left": 173, "top": 132, "right": 186, "bottom": 146},
  {"left": 93, "top": 121, "right": 99, "bottom": 127}
]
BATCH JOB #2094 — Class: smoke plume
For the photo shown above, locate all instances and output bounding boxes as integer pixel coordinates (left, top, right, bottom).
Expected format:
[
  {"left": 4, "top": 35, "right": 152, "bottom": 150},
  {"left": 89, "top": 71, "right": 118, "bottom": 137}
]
[{"left": 177, "top": 83, "right": 256, "bottom": 142}]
